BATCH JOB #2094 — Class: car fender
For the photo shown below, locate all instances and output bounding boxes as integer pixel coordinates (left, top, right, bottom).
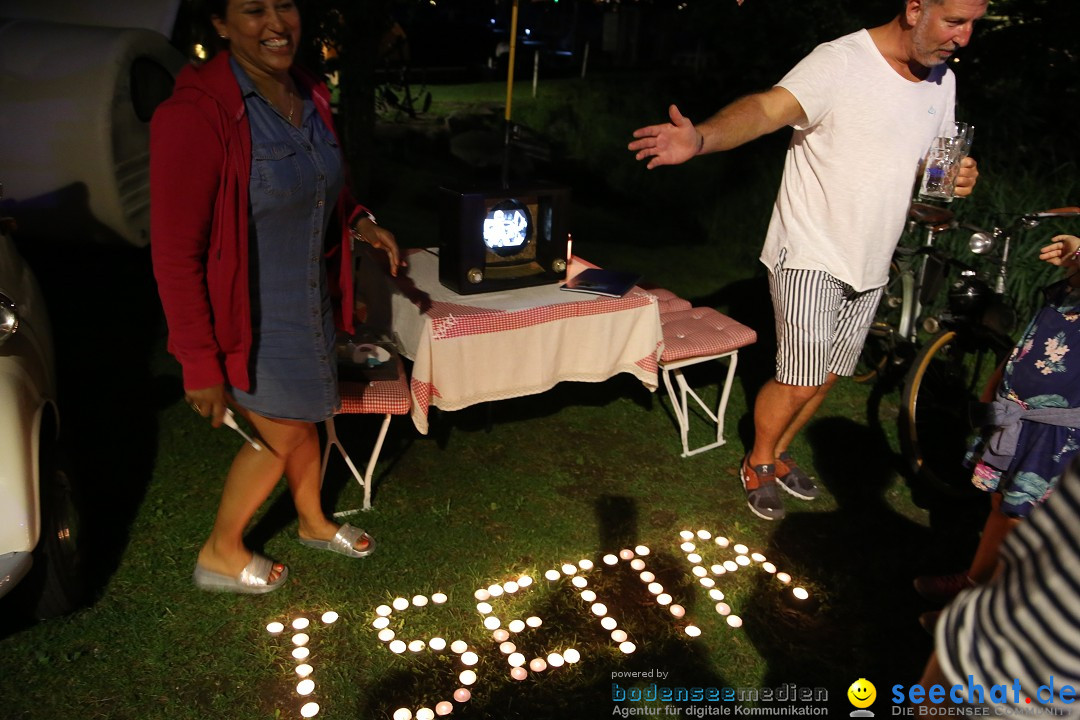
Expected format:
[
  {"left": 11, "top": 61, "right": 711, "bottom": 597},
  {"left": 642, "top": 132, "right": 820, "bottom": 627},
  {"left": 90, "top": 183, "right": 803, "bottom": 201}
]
[{"left": 0, "top": 370, "right": 52, "bottom": 556}]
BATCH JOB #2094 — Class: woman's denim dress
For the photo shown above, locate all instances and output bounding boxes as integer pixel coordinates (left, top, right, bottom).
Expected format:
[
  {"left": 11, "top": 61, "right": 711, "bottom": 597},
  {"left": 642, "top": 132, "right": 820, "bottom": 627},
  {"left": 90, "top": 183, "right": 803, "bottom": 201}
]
[{"left": 229, "top": 59, "right": 345, "bottom": 422}]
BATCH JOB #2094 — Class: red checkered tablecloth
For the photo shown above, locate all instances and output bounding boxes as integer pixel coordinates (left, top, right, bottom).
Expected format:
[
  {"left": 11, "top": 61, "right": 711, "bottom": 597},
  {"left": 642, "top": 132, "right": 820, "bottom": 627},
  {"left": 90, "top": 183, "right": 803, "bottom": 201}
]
[{"left": 389, "top": 249, "right": 664, "bottom": 434}]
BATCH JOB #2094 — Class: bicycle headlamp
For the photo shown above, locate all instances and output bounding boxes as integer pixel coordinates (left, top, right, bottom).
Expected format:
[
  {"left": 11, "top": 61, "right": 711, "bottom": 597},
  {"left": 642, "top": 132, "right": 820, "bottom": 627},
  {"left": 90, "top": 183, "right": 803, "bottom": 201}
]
[
  {"left": 968, "top": 230, "right": 994, "bottom": 254},
  {"left": 0, "top": 292, "right": 19, "bottom": 347}
]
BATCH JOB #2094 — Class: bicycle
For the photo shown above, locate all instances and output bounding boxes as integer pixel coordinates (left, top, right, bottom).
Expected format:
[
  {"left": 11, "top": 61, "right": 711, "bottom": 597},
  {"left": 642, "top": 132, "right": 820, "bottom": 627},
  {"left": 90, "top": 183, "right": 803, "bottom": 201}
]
[
  {"left": 853, "top": 202, "right": 974, "bottom": 384},
  {"left": 897, "top": 206, "right": 1080, "bottom": 495}
]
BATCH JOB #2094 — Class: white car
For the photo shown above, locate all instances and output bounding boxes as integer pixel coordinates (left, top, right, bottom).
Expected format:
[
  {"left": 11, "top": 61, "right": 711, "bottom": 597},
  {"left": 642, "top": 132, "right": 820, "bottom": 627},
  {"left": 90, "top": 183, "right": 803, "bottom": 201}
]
[{"left": 0, "top": 197, "right": 83, "bottom": 618}]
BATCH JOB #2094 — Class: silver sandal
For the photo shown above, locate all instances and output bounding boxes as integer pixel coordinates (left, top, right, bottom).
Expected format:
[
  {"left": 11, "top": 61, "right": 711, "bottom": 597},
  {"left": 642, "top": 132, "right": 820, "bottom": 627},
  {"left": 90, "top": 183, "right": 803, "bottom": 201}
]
[
  {"left": 298, "top": 523, "right": 375, "bottom": 558},
  {"left": 192, "top": 553, "right": 288, "bottom": 594}
]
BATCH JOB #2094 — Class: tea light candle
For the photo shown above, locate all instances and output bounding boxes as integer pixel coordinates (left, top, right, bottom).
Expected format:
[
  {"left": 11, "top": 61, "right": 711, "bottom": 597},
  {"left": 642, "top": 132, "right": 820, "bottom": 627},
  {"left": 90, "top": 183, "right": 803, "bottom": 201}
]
[
  {"left": 578, "top": 558, "right": 595, "bottom": 570},
  {"left": 517, "top": 575, "right": 533, "bottom": 587},
  {"left": 544, "top": 569, "right": 561, "bottom": 581},
  {"left": 525, "top": 616, "right": 542, "bottom": 628},
  {"left": 561, "top": 563, "right": 577, "bottom": 575},
  {"left": 408, "top": 640, "right": 425, "bottom": 652},
  {"left": 634, "top": 545, "right": 651, "bottom": 556},
  {"left": 453, "top": 688, "right": 471, "bottom": 702},
  {"left": 547, "top": 653, "right": 565, "bottom": 668},
  {"left": 618, "top": 549, "right": 635, "bottom": 560},
  {"left": 292, "top": 633, "right": 309, "bottom": 646},
  {"left": 483, "top": 617, "right": 501, "bottom": 630},
  {"left": 392, "top": 597, "right": 409, "bottom": 611},
  {"left": 679, "top": 530, "right": 695, "bottom": 540},
  {"left": 459, "top": 670, "right": 477, "bottom": 686},
  {"left": 727, "top": 615, "right": 743, "bottom": 628},
  {"left": 508, "top": 652, "right": 525, "bottom": 667},
  {"left": 492, "top": 629, "right": 509, "bottom": 642},
  {"left": 432, "top": 592, "right": 448, "bottom": 604},
  {"left": 372, "top": 617, "right": 390, "bottom": 630},
  {"left": 580, "top": 590, "right": 597, "bottom": 602},
  {"left": 393, "top": 708, "right": 412, "bottom": 720},
  {"left": 461, "top": 651, "right": 478, "bottom": 666},
  {"left": 476, "top": 602, "right": 493, "bottom": 614},
  {"left": 529, "top": 657, "right": 547, "bottom": 673},
  {"left": 474, "top": 589, "right": 490, "bottom": 601},
  {"left": 321, "top": 611, "right": 339, "bottom": 624},
  {"left": 685, "top": 625, "right": 701, "bottom": 638},
  {"left": 376, "top": 605, "right": 392, "bottom": 617},
  {"left": 611, "top": 629, "right": 627, "bottom": 643},
  {"left": 563, "top": 648, "right": 581, "bottom": 663},
  {"left": 716, "top": 603, "right": 731, "bottom": 615},
  {"left": 600, "top": 617, "right": 617, "bottom": 630},
  {"left": 619, "top": 641, "right": 636, "bottom": 654},
  {"left": 295, "top": 664, "right": 313, "bottom": 678},
  {"left": 733, "top": 544, "right": 748, "bottom": 555},
  {"left": 292, "top": 618, "right": 310, "bottom": 630},
  {"left": 714, "top": 536, "right": 730, "bottom": 548},
  {"left": 416, "top": 709, "right": 434, "bottom": 720},
  {"left": 292, "top": 647, "right": 310, "bottom": 660},
  {"left": 602, "top": 554, "right": 619, "bottom": 565},
  {"left": 508, "top": 620, "right": 525, "bottom": 633},
  {"left": 378, "top": 629, "right": 395, "bottom": 642},
  {"left": 412, "top": 595, "right": 429, "bottom": 607},
  {"left": 300, "top": 701, "right": 320, "bottom": 718},
  {"left": 266, "top": 621, "right": 285, "bottom": 635},
  {"left": 389, "top": 640, "right": 406, "bottom": 654},
  {"left": 510, "top": 667, "right": 527, "bottom": 681},
  {"left": 435, "top": 701, "right": 453, "bottom": 716},
  {"left": 429, "top": 637, "right": 447, "bottom": 651},
  {"left": 297, "top": 679, "right": 315, "bottom": 696},
  {"left": 696, "top": 530, "right": 712, "bottom": 540},
  {"left": 450, "top": 640, "right": 468, "bottom": 654}
]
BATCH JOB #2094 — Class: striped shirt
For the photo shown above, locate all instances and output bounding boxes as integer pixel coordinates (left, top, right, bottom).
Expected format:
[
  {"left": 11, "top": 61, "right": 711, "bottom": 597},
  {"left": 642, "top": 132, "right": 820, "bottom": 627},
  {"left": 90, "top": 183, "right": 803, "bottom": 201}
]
[{"left": 937, "top": 456, "right": 1080, "bottom": 713}]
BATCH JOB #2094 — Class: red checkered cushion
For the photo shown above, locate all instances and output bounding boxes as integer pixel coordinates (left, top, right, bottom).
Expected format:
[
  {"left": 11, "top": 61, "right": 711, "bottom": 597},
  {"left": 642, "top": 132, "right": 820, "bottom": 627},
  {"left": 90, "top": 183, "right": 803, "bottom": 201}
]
[
  {"left": 659, "top": 307, "right": 757, "bottom": 363},
  {"left": 643, "top": 286, "right": 693, "bottom": 315},
  {"left": 338, "top": 357, "right": 411, "bottom": 415}
]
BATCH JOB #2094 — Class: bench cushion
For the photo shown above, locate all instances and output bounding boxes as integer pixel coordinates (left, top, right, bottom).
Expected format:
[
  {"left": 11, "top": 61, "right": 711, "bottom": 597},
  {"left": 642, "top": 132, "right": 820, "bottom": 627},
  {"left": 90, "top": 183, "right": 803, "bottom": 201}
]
[{"left": 660, "top": 307, "right": 757, "bottom": 363}]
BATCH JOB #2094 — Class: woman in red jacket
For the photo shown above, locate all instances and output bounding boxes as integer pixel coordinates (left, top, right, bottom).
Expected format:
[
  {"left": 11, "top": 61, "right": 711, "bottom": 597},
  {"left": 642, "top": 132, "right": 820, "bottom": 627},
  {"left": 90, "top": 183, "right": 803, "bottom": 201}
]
[{"left": 150, "top": 0, "right": 402, "bottom": 593}]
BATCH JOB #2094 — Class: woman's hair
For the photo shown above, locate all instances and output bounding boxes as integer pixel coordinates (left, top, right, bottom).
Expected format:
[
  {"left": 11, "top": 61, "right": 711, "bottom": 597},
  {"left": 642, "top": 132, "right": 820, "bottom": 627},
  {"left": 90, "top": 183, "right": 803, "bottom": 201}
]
[{"left": 201, "top": 0, "right": 229, "bottom": 24}]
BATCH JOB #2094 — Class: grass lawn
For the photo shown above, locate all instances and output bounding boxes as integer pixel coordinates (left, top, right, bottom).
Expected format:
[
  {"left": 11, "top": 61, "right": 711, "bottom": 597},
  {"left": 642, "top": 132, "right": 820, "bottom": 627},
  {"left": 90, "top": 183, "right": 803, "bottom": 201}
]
[{"left": 0, "top": 76, "right": 995, "bottom": 719}]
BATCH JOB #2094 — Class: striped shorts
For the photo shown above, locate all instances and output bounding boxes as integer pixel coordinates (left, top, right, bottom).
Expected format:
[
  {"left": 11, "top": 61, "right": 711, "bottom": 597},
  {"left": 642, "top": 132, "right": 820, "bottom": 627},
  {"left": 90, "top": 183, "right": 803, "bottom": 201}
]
[{"left": 768, "top": 266, "right": 884, "bottom": 386}]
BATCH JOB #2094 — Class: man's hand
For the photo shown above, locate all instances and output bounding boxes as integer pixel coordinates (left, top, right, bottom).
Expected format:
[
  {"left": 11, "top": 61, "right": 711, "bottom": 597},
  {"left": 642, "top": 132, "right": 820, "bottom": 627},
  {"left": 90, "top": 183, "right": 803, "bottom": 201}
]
[
  {"left": 952, "top": 156, "right": 979, "bottom": 197},
  {"left": 628, "top": 104, "right": 701, "bottom": 170}
]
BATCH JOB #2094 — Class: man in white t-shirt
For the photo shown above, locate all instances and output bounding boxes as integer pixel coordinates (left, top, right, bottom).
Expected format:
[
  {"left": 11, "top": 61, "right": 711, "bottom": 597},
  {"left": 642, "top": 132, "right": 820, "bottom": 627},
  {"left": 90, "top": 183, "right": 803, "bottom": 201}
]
[{"left": 629, "top": 0, "right": 985, "bottom": 520}]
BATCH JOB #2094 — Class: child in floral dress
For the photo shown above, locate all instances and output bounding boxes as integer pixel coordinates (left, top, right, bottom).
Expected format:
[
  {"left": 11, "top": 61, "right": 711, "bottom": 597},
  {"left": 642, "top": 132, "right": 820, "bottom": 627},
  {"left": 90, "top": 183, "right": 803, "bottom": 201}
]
[{"left": 914, "top": 233, "right": 1080, "bottom": 611}]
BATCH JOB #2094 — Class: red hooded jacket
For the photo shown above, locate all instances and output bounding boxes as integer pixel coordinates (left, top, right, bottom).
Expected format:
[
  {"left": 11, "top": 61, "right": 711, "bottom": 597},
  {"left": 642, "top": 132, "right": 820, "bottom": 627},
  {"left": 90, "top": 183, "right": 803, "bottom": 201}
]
[{"left": 150, "top": 51, "right": 364, "bottom": 392}]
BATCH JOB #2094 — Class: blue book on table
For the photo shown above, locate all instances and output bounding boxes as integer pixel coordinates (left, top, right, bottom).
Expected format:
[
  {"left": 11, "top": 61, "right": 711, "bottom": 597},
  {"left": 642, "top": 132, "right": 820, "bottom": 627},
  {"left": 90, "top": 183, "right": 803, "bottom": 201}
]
[{"left": 560, "top": 268, "right": 642, "bottom": 298}]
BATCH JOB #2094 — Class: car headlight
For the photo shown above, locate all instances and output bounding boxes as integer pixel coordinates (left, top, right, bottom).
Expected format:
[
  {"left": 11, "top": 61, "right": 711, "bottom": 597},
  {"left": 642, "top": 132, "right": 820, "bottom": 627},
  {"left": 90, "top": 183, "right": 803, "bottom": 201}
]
[{"left": 0, "top": 292, "right": 18, "bottom": 346}]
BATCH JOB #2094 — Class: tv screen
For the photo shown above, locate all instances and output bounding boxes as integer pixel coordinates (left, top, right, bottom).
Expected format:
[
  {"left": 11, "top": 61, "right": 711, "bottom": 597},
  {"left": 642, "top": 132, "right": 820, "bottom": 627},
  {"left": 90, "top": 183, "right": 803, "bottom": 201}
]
[{"left": 438, "top": 184, "right": 569, "bottom": 295}]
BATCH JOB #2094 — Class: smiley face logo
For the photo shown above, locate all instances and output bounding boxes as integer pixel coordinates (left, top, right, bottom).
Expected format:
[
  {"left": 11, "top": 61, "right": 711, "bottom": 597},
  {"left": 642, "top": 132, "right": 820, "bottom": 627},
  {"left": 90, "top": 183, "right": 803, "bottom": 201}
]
[{"left": 847, "top": 678, "right": 876, "bottom": 708}]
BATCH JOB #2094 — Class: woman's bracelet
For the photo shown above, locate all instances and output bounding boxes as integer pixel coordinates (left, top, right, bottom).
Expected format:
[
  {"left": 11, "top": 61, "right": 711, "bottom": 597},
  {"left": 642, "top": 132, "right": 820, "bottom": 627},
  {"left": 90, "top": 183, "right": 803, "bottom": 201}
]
[{"left": 349, "top": 211, "right": 377, "bottom": 245}]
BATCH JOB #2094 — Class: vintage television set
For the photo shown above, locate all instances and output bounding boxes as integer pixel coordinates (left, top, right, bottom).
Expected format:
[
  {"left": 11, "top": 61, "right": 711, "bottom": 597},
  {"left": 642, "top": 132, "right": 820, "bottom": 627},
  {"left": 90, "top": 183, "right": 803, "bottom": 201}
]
[{"left": 438, "top": 183, "right": 570, "bottom": 294}]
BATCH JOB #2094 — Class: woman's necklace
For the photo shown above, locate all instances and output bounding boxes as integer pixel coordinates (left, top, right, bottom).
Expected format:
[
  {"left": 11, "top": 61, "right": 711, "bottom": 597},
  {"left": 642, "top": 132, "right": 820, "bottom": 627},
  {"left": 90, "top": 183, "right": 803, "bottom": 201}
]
[{"left": 285, "top": 93, "right": 296, "bottom": 124}]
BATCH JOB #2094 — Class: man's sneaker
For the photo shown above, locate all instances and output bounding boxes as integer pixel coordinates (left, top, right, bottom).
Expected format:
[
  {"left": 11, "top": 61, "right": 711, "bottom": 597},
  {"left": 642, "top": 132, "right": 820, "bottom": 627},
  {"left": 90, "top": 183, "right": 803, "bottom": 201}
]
[
  {"left": 775, "top": 451, "right": 820, "bottom": 500},
  {"left": 740, "top": 455, "right": 786, "bottom": 521},
  {"left": 913, "top": 572, "right": 975, "bottom": 606}
]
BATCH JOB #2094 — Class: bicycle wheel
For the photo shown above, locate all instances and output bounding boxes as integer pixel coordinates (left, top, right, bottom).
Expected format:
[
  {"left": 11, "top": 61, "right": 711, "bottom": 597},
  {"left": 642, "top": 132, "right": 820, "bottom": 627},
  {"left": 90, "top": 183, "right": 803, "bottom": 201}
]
[
  {"left": 899, "top": 328, "right": 1011, "bottom": 495},
  {"left": 853, "top": 261, "right": 903, "bottom": 383}
]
